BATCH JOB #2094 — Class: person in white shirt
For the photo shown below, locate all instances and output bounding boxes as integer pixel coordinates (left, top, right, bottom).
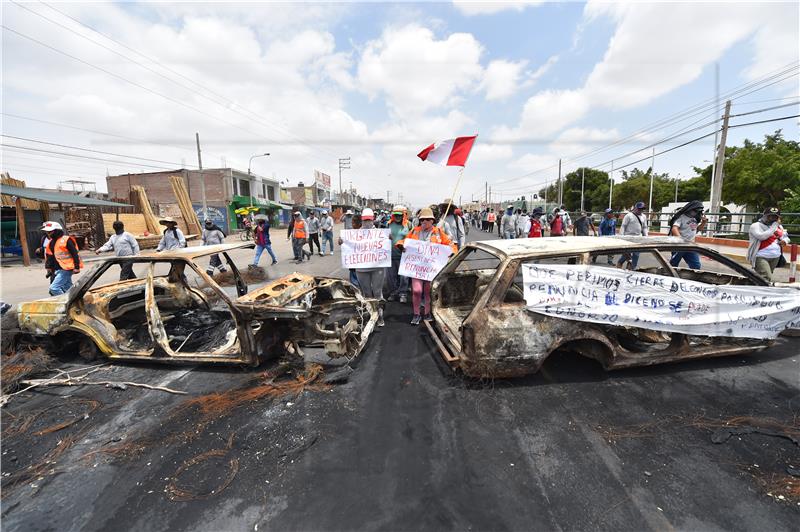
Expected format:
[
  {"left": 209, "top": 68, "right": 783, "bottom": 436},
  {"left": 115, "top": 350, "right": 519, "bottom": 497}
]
[
  {"left": 617, "top": 201, "right": 649, "bottom": 269},
  {"left": 748, "top": 206, "right": 790, "bottom": 281},
  {"left": 96, "top": 220, "right": 140, "bottom": 280}
]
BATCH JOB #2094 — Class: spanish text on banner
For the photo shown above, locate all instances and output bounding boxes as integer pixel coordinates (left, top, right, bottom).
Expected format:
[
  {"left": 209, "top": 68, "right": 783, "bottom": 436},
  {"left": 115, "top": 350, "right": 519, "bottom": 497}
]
[
  {"left": 340, "top": 229, "right": 391, "bottom": 269},
  {"left": 399, "top": 239, "right": 453, "bottom": 281},
  {"left": 522, "top": 263, "right": 800, "bottom": 339}
]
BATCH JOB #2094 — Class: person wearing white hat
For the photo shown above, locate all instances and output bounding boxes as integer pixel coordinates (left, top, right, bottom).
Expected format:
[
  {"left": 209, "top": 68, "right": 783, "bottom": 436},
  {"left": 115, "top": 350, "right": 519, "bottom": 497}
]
[
  {"left": 387, "top": 205, "right": 410, "bottom": 303},
  {"left": 287, "top": 210, "right": 312, "bottom": 263},
  {"left": 41, "top": 221, "right": 83, "bottom": 296},
  {"left": 156, "top": 217, "right": 186, "bottom": 251},
  {"left": 343, "top": 209, "right": 354, "bottom": 230},
  {"left": 319, "top": 210, "right": 334, "bottom": 255},
  {"left": 353, "top": 208, "right": 386, "bottom": 326}
]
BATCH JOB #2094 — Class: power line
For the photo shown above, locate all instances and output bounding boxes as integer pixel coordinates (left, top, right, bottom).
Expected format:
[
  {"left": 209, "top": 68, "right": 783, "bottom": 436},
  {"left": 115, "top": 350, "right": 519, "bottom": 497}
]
[
  {"left": 1, "top": 24, "right": 298, "bottom": 152},
  {"left": 22, "top": 1, "right": 342, "bottom": 160},
  {"left": 483, "top": 61, "right": 799, "bottom": 191},
  {"left": 1, "top": 144, "right": 178, "bottom": 170},
  {"left": 1, "top": 134, "right": 189, "bottom": 166}
]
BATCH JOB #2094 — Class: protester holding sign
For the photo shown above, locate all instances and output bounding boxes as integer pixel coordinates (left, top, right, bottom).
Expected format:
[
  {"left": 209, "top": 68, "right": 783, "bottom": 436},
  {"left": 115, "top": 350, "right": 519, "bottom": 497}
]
[
  {"left": 397, "top": 207, "right": 456, "bottom": 325},
  {"left": 339, "top": 208, "right": 389, "bottom": 327}
]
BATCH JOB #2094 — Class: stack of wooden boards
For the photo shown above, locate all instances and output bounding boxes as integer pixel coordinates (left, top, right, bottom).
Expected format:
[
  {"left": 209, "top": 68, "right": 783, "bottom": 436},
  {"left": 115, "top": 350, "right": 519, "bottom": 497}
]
[{"left": 102, "top": 179, "right": 201, "bottom": 248}]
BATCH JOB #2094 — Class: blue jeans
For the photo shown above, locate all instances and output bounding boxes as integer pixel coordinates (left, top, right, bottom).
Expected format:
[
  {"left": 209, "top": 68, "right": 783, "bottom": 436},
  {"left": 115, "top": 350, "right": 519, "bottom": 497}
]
[
  {"left": 253, "top": 243, "right": 277, "bottom": 265},
  {"left": 670, "top": 251, "right": 701, "bottom": 269},
  {"left": 321, "top": 231, "right": 334, "bottom": 253},
  {"left": 349, "top": 269, "right": 360, "bottom": 288},
  {"left": 49, "top": 269, "right": 73, "bottom": 296},
  {"left": 504, "top": 230, "right": 516, "bottom": 240},
  {"left": 617, "top": 252, "right": 640, "bottom": 269}
]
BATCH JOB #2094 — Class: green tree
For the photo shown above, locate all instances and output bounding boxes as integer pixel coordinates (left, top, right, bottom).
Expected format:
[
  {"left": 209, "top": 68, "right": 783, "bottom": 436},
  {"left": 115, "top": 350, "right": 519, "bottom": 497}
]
[
  {"left": 538, "top": 167, "right": 610, "bottom": 212},
  {"left": 721, "top": 130, "right": 800, "bottom": 211}
]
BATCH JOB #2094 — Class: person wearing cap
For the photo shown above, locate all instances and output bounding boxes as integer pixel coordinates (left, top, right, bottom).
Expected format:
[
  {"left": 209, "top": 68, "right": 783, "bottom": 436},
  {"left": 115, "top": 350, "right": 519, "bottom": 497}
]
[
  {"left": 252, "top": 216, "right": 278, "bottom": 267},
  {"left": 319, "top": 210, "right": 335, "bottom": 256},
  {"left": 573, "top": 211, "right": 597, "bottom": 237},
  {"left": 200, "top": 219, "right": 228, "bottom": 277},
  {"left": 528, "top": 208, "right": 544, "bottom": 238},
  {"left": 397, "top": 207, "right": 456, "bottom": 325},
  {"left": 500, "top": 205, "right": 516, "bottom": 239},
  {"left": 41, "top": 221, "right": 83, "bottom": 296},
  {"left": 156, "top": 217, "right": 186, "bottom": 251},
  {"left": 305, "top": 210, "right": 322, "bottom": 256},
  {"left": 667, "top": 200, "right": 706, "bottom": 270},
  {"left": 287, "top": 210, "right": 312, "bottom": 263},
  {"left": 387, "top": 205, "right": 411, "bottom": 303},
  {"left": 343, "top": 209, "right": 354, "bottom": 230},
  {"left": 352, "top": 208, "right": 386, "bottom": 326},
  {"left": 617, "top": 201, "right": 649, "bottom": 269},
  {"left": 594, "top": 208, "right": 617, "bottom": 265},
  {"left": 559, "top": 205, "right": 572, "bottom": 231},
  {"left": 96, "top": 220, "right": 140, "bottom": 280},
  {"left": 748, "top": 207, "right": 789, "bottom": 281}
]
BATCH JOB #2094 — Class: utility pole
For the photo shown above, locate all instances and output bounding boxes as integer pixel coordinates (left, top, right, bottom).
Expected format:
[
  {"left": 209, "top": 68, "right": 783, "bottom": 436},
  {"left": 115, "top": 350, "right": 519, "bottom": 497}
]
[
  {"left": 489, "top": 185, "right": 492, "bottom": 207},
  {"left": 580, "top": 167, "right": 585, "bottom": 212},
  {"left": 196, "top": 132, "right": 207, "bottom": 218},
  {"left": 485, "top": 182, "right": 488, "bottom": 205},
  {"left": 648, "top": 146, "right": 655, "bottom": 220},
  {"left": 608, "top": 160, "right": 615, "bottom": 210},
  {"left": 557, "top": 159, "right": 562, "bottom": 206},
  {"left": 709, "top": 62, "right": 720, "bottom": 206},
  {"left": 710, "top": 99, "right": 732, "bottom": 233},
  {"left": 338, "top": 157, "right": 350, "bottom": 197}
]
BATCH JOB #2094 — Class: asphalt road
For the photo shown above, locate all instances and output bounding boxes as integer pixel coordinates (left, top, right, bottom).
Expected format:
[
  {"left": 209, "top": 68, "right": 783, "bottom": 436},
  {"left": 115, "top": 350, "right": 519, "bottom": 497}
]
[{"left": 2, "top": 228, "right": 799, "bottom": 531}]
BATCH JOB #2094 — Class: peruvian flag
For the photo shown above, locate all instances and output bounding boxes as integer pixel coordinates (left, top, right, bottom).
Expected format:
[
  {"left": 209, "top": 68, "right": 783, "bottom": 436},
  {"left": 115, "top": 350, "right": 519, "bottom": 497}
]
[{"left": 417, "top": 135, "right": 477, "bottom": 167}]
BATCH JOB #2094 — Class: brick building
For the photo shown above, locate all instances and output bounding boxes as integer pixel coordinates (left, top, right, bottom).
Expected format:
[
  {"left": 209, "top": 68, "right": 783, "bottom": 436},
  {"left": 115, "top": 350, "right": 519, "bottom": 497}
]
[{"left": 106, "top": 168, "right": 287, "bottom": 232}]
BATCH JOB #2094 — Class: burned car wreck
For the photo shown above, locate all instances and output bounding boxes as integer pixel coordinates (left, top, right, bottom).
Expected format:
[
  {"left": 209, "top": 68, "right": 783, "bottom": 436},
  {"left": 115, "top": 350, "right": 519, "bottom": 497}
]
[
  {"left": 426, "top": 236, "right": 800, "bottom": 378},
  {"left": 9, "top": 243, "right": 377, "bottom": 365}
]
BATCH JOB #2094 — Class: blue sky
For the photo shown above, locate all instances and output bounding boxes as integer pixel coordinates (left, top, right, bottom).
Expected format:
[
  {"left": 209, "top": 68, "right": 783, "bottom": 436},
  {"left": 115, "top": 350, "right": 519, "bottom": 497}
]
[{"left": 2, "top": 1, "right": 798, "bottom": 207}]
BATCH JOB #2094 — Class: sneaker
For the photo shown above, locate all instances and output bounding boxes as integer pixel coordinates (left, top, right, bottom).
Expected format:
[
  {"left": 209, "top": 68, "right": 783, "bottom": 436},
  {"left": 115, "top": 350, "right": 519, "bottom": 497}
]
[
  {"left": 423, "top": 314, "right": 433, "bottom": 322},
  {"left": 378, "top": 316, "right": 385, "bottom": 327},
  {"left": 248, "top": 264, "right": 258, "bottom": 270},
  {"left": 206, "top": 270, "right": 214, "bottom": 276},
  {"left": 271, "top": 260, "right": 278, "bottom": 265},
  {"left": 410, "top": 315, "right": 421, "bottom": 325},
  {"left": 219, "top": 268, "right": 228, "bottom": 273},
  {"left": 399, "top": 293, "right": 408, "bottom": 303},
  {"left": 319, "top": 252, "right": 324, "bottom": 256},
  {"left": 329, "top": 251, "right": 334, "bottom": 256}
]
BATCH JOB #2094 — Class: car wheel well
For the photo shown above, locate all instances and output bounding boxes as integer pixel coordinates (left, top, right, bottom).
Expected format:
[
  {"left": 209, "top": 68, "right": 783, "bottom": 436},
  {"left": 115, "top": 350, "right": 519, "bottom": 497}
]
[{"left": 551, "top": 338, "right": 614, "bottom": 368}]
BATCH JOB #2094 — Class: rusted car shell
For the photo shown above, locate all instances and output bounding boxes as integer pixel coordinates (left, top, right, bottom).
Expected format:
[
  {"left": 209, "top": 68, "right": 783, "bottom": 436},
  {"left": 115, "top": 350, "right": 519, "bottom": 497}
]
[
  {"left": 427, "top": 236, "right": 793, "bottom": 378},
  {"left": 14, "top": 243, "right": 378, "bottom": 366}
]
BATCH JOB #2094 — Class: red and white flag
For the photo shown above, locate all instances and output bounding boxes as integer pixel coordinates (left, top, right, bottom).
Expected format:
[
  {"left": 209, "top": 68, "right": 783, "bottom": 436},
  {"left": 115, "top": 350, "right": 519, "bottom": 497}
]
[{"left": 417, "top": 135, "right": 477, "bottom": 167}]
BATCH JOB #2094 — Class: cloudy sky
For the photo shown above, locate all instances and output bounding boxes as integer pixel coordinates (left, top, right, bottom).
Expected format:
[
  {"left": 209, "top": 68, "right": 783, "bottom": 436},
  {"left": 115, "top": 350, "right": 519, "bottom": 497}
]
[{"left": 2, "top": 1, "right": 798, "bottom": 207}]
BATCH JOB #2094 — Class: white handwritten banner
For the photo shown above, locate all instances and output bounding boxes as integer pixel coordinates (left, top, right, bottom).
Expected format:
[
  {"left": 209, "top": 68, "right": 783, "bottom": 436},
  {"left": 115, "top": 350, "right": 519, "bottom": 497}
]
[
  {"left": 399, "top": 239, "right": 453, "bottom": 281},
  {"left": 522, "top": 264, "right": 800, "bottom": 339},
  {"left": 340, "top": 229, "right": 391, "bottom": 269}
]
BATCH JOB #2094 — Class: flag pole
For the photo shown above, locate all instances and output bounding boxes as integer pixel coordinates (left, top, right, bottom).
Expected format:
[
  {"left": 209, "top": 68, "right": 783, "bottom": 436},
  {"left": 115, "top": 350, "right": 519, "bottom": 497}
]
[{"left": 441, "top": 166, "right": 464, "bottom": 226}]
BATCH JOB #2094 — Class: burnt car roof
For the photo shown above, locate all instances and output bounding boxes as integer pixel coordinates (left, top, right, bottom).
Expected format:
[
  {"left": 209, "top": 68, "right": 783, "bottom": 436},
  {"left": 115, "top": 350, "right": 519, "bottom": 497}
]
[{"left": 471, "top": 235, "right": 688, "bottom": 258}]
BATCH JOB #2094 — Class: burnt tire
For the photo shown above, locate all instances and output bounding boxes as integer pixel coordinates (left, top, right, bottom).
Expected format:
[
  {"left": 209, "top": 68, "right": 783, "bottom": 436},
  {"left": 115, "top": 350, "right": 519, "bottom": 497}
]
[
  {"left": 78, "top": 336, "right": 100, "bottom": 362},
  {"left": 1, "top": 308, "right": 20, "bottom": 355}
]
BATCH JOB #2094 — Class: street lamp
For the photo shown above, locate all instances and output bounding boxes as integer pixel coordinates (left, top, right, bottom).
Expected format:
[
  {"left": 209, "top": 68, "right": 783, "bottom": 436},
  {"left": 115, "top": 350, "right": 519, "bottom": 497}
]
[{"left": 248, "top": 153, "right": 270, "bottom": 175}]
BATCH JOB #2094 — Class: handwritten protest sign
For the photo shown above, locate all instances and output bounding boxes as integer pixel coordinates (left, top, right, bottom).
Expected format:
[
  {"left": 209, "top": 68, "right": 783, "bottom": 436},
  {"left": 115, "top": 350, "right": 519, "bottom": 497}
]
[
  {"left": 522, "top": 263, "right": 800, "bottom": 339},
  {"left": 340, "top": 229, "right": 391, "bottom": 269},
  {"left": 399, "top": 239, "right": 452, "bottom": 281}
]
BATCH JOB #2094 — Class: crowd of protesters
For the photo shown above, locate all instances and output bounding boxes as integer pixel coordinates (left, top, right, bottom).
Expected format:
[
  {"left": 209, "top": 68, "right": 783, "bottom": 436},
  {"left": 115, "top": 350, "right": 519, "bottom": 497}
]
[{"left": 33, "top": 195, "right": 791, "bottom": 305}]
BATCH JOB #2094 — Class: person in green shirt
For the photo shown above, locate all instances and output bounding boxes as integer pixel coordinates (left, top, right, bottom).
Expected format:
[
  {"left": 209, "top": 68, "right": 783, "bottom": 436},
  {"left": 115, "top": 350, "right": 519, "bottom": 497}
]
[{"left": 387, "top": 205, "right": 410, "bottom": 303}]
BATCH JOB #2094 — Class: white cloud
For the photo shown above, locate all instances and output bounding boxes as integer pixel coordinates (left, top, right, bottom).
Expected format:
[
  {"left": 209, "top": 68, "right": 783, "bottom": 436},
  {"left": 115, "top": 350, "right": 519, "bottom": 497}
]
[
  {"left": 508, "top": 153, "right": 556, "bottom": 172},
  {"left": 453, "top": 1, "right": 544, "bottom": 16},
  {"left": 357, "top": 25, "right": 484, "bottom": 116},
  {"left": 470, "top": 143, "right": 513, "bottom": 162},
  {"left": 549, "top": 127, "right": 620, "bottom": 157},
  {"left": 494, "top": 89, "right": 590, "bottom": 141},
  {"left": 480, "top": 59, "right": 527, "bottom": 101},
  {"left": 494, "top": 1, "right": 799, "bottom": 147}
]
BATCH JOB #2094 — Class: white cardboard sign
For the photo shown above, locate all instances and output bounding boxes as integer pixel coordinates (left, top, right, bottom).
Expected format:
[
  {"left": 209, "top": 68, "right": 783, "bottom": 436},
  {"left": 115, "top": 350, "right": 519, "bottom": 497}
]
[
  {"left": 340, "top": 229, "right": 391, "bottom": 269},
  {"left": 522, "top": 263, "right": 800, "bottom": 339},
  {"left": 399, "top": 239, "right": 453, "bottom": 281}
]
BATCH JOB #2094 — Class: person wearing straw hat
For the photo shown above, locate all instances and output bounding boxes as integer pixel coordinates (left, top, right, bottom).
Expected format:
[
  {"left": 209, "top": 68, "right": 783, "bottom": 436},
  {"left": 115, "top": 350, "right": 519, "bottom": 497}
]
[
  {"left": 397, "top": 207, "right": 456, "bottom": 325},
  {"left": 156, "top": 217, "right": 186, "bottom": 251}
]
